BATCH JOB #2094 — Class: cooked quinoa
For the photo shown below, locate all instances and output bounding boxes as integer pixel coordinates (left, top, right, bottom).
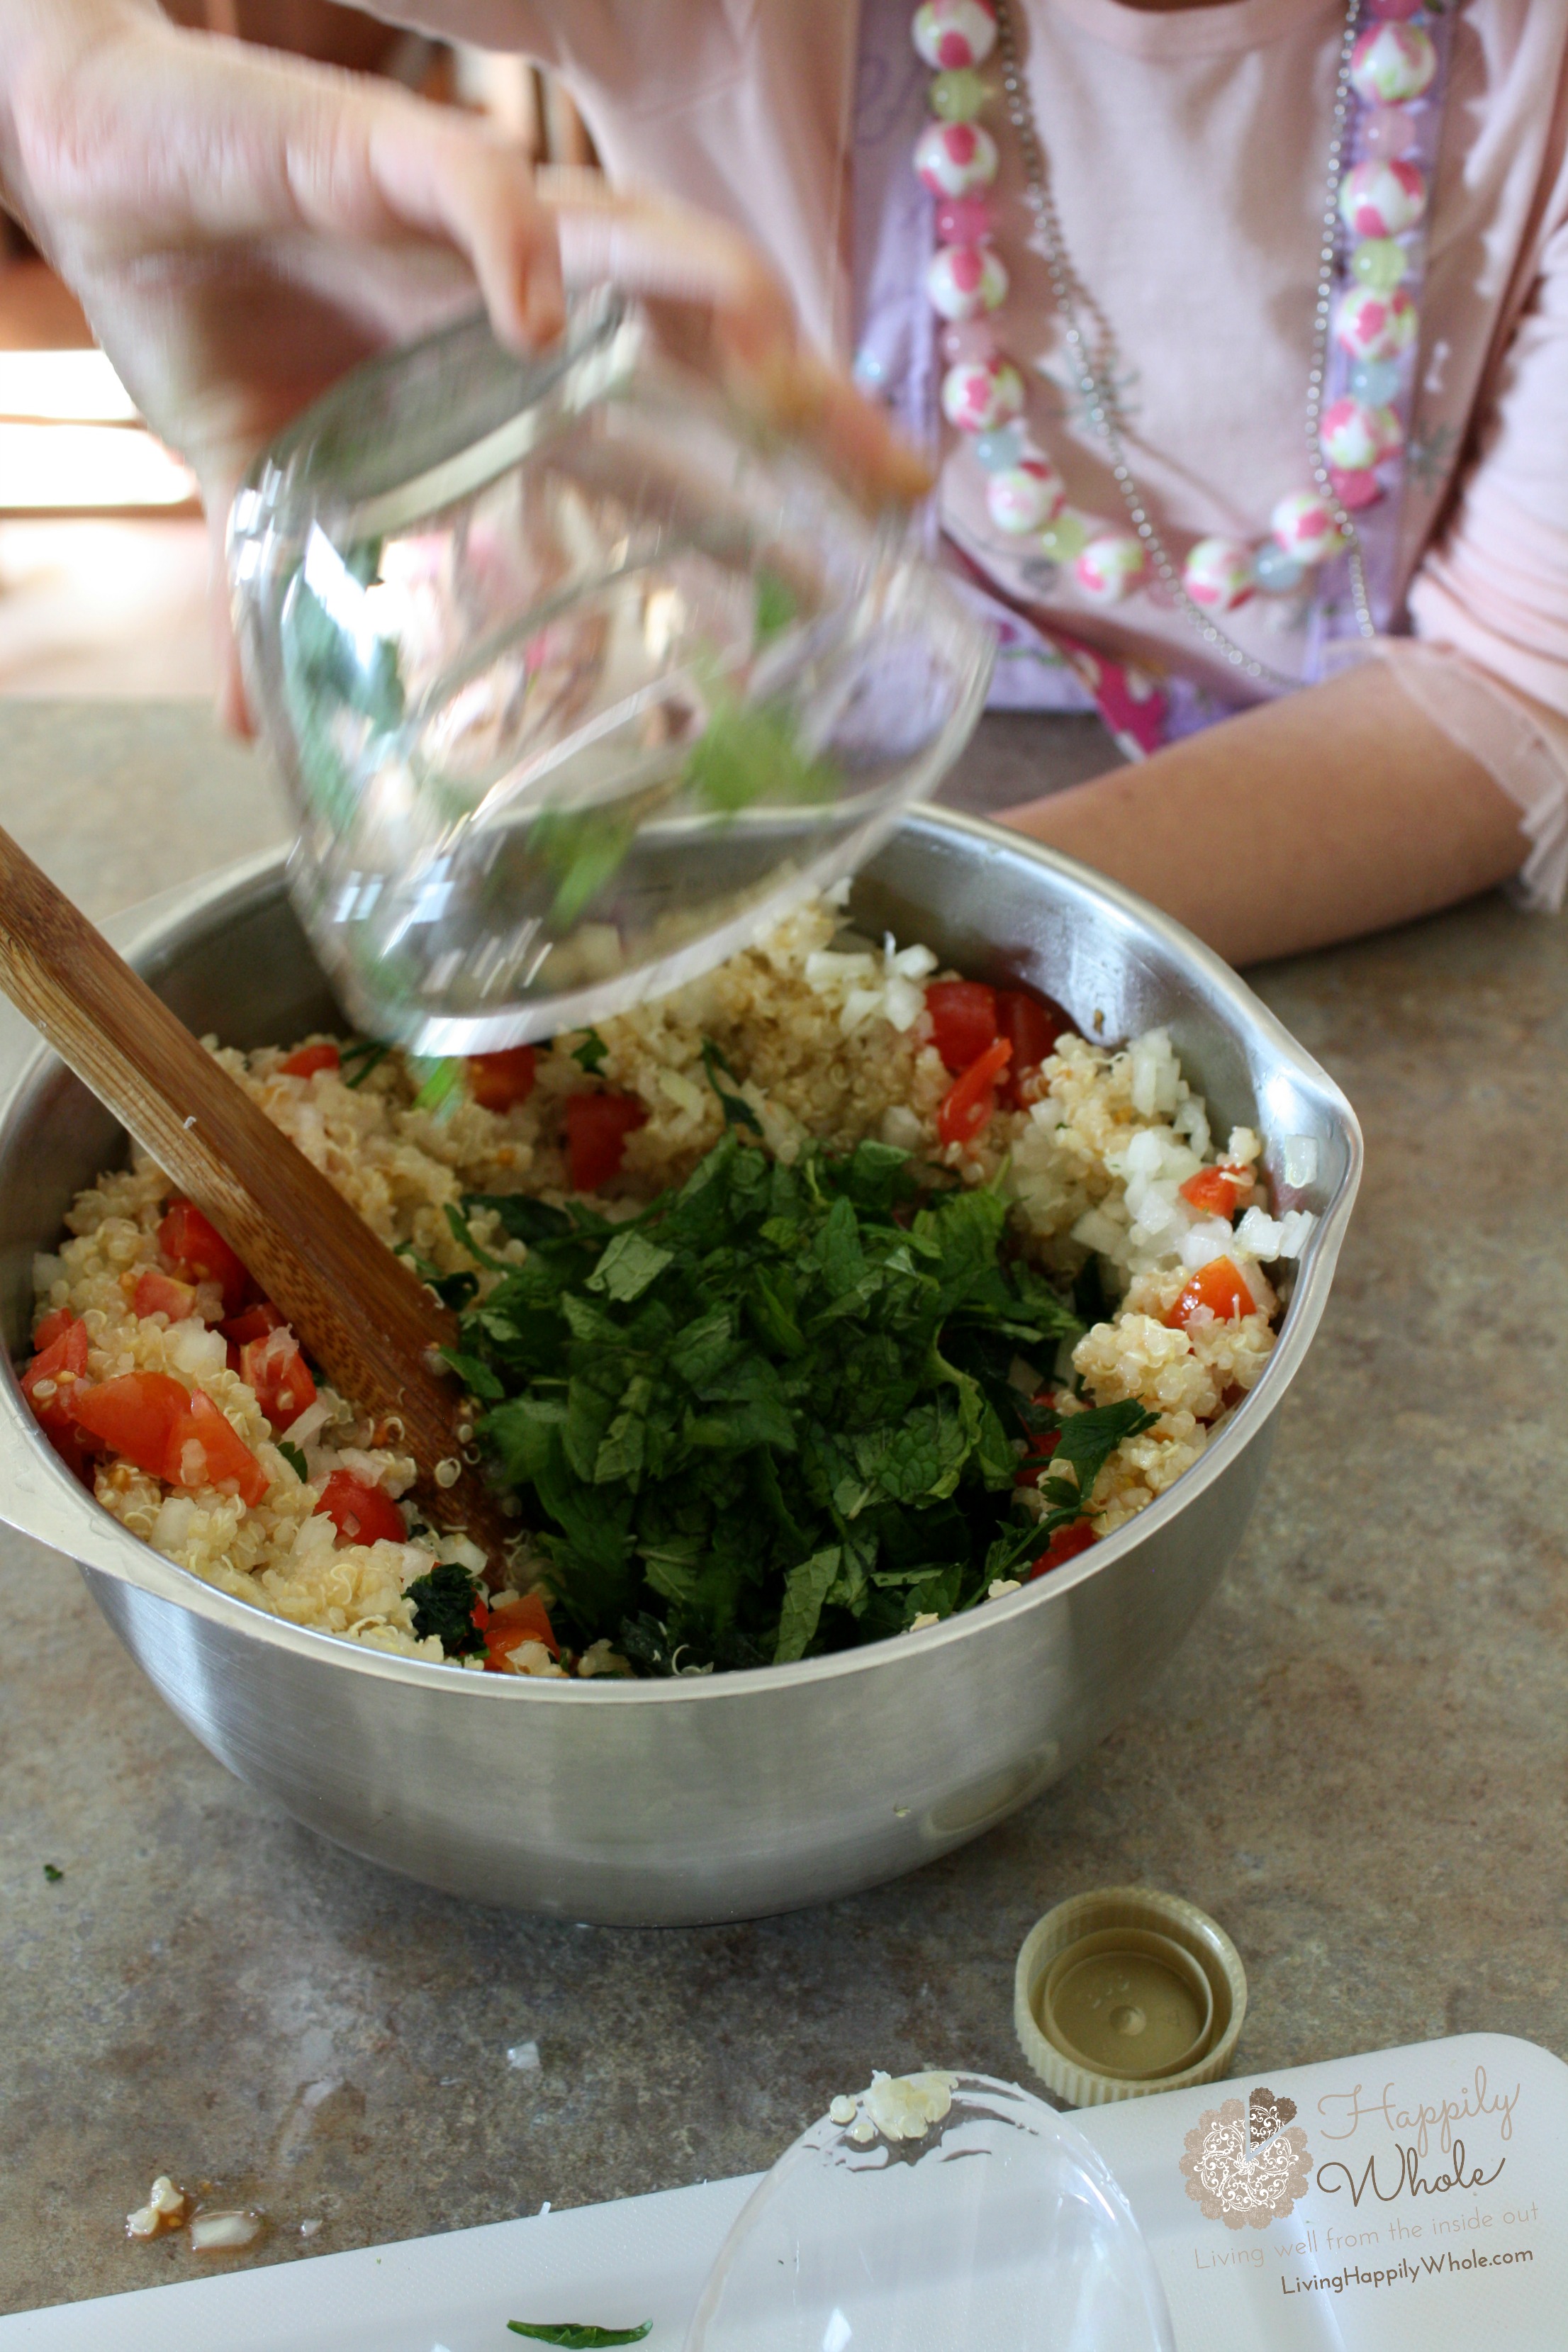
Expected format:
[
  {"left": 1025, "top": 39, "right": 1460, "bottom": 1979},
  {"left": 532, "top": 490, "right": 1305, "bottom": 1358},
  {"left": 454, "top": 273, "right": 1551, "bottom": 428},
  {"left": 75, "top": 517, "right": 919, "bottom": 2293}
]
[{"left": 26, "top": 891, "right": 1314, "bottom": 1669}]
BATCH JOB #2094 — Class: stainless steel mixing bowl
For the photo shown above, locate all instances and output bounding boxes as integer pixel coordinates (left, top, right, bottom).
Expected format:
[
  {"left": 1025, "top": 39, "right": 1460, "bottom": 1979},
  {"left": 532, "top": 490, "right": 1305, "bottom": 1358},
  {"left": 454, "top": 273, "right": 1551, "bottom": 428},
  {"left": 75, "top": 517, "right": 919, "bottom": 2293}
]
[{"left": 0, "top": 811, "right": 1360, "bottom": 1926}]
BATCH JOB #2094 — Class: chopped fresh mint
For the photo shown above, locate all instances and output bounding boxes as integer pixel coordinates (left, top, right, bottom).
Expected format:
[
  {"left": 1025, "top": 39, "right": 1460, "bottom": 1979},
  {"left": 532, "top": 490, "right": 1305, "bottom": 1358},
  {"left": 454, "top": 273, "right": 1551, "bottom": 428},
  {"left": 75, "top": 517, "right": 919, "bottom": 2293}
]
[
  {"left": 42, "top": 1863, "right": 63, "bottom": 1883},
  {"left": 572, "top": 1031, "right": 609, "bottom": 1074},
  {"left": 754, "top": 566, "right": 799, "bottom": 646},
  {"left": 340, "top": 1039, "right": 390, "bottom": 1090},
  {"left": 276, "top": 1439, "right": 308, "bottom": 1481},
  {"left": 406, "top": 1560, "right": 486, "bottom": 1657},
  {"left": 446, "top": 1130, "right": 1094, "bottom": 1674},
  {"left": 393, "top": 1238, "right": 478, "bottom": 1314},
  {"left": 685, "top": 693, "right": 836, "bottom": 817},
  {"left": 506, "top": 2327, "right": 652, "bottom": 2348},
  {"left": 410, "top": 1058, "right": 464, "bottom": 1116},
  {"left": 527, "top": 807, "right": 637, "bottom": 926},
  {"left": 699, "top": 1038, "right": 763, "bottom": 1134}
]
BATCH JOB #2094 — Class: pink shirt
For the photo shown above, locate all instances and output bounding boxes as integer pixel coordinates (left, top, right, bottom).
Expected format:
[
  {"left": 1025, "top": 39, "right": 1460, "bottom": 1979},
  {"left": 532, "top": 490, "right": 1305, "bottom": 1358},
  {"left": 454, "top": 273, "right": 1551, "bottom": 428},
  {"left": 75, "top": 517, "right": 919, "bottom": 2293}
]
[{"left": 384, "top": 0, "right": 1568, "bottom": 905}]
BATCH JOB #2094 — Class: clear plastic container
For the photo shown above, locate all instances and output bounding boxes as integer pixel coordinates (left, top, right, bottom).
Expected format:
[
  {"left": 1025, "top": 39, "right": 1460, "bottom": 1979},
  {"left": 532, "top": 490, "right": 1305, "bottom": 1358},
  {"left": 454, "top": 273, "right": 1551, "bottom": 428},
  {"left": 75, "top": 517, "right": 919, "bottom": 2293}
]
[
  {"left": 685, "top": 2070, "right": 1175, "bottom": 2352},
  {"left": 228, "top": 293, "right": 993, "bottom": 1054}
]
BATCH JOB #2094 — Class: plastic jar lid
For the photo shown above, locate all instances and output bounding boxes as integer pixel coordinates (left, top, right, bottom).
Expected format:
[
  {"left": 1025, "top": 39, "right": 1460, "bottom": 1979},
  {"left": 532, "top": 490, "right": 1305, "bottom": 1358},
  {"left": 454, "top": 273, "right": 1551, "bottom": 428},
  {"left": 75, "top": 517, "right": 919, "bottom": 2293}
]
[{"left": 1015, "top": 1888, "right": 1248, "bottom": 2107}]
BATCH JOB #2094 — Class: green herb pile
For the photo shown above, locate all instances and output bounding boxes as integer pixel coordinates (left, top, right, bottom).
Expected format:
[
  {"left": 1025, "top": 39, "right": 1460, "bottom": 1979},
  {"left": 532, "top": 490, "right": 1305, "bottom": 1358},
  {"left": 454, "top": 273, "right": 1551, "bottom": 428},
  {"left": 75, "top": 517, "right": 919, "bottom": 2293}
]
[{"left": 439, "top": 1123, "right": 1153, "bottom": 1676}]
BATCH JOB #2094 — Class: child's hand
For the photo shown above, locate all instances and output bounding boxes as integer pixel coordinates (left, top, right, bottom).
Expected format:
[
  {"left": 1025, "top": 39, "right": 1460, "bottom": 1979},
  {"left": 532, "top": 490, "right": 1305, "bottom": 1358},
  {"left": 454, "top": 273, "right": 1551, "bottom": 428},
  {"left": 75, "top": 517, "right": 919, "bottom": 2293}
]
[{"left": 1, "top": 3, "right": 926, "bottom": 730}]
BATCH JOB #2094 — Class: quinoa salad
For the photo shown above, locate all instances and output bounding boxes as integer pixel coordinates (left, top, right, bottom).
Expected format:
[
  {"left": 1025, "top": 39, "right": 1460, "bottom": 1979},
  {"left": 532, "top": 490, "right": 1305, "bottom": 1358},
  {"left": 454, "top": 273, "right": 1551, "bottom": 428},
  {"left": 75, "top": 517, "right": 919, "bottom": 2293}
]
[{"left": 18, "top": 890, "right": 1316, "bottom": 1679}]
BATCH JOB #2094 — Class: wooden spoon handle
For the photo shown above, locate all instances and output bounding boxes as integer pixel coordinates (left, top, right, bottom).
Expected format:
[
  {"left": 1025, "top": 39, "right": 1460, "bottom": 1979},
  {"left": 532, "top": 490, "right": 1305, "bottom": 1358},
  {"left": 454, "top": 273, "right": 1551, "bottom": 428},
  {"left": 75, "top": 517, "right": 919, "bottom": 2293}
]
[{"left": 0, "top": 827, "right": 510, "bottom": 1559}]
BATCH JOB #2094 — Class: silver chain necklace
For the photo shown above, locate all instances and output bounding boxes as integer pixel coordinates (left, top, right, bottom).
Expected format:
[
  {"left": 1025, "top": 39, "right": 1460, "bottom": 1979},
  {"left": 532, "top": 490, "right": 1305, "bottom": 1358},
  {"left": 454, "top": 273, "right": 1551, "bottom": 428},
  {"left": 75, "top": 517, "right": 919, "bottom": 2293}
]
[{"left": 991, "top": 0, "right": 1376, "bottom": 690}]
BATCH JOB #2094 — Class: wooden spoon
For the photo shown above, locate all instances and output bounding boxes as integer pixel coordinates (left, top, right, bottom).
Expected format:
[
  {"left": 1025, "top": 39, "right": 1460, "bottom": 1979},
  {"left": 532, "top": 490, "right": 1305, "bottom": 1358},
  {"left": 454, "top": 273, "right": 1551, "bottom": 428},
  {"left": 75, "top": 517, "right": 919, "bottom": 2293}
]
[{"left": 0, "top": 825, "right": 510, "bottom": 1564}]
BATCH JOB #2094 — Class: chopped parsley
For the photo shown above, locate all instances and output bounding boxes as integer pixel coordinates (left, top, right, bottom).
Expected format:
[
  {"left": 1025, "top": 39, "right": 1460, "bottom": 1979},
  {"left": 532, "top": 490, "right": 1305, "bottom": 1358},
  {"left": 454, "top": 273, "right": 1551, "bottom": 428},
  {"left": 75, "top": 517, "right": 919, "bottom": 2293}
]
[
  {"left": 506, "top": 2329, "right": 652, "bottom": 2348},
  {"left": 405, "top": 1560, "right": 486, "bottom": 1657},
  {"left": 449, "top": 1130, "right": 1126, "bottom": 1675},
  {"left": 42, "top": 1862, "right": 63, "bottom": 1883},
  {"left": 572, "top": 1031, "right": 610, "bottom": 1074},
  {"left": 339, "top": 1038, "right": 390, "bottom": 1090},
  {"left": 276, "top": 1439, "right": 308, "bottom": 1482}
]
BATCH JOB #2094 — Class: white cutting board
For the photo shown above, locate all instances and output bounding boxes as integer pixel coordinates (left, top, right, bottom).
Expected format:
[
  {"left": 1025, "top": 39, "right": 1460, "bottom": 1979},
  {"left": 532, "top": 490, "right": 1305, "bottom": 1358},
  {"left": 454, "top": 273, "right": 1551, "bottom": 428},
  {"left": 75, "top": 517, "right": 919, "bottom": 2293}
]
[{"left": 4, "top": 2033, "right": 1561, "bottom": 2349}]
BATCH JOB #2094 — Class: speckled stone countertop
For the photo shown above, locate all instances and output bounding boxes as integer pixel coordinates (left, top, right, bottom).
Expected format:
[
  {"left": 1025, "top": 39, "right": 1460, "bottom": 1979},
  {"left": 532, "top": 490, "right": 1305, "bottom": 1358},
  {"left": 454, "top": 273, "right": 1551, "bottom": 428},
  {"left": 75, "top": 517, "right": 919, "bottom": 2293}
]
[{"left": 2, "top": 702, "right": 1564, "bottom": 2317}]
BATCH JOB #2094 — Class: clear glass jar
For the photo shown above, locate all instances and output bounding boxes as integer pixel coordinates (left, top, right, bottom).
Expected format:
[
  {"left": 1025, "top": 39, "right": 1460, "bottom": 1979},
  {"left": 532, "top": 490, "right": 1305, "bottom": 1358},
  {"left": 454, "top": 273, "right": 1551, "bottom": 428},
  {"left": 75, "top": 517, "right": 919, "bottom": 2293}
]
[
  {"left": 685, "top": 2071, "right": 1175, "bottom": 2352},
  {"left": 229, "top": 294, "right": 992, "bottom": 1053}
]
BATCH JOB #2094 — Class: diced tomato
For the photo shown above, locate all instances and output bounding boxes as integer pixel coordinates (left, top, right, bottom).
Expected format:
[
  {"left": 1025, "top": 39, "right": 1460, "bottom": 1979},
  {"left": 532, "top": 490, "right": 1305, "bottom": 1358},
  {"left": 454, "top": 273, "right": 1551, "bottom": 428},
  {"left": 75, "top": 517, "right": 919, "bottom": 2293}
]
[
  {"left": 482, "top": 1589, "right": 559, "bottom": 1670},
  {"left": 1027, "top": 1520, "right": 1097, "bottom": 1579},
  {"left": 220, "top": 1299, "right": 285, "bottom": 1376},
  {"left": 1166, "top": 1256, "right": 1255, "bottom": 1331},
  {"left": 220, "top": 1302, "right": 284, "bottom": 1346},
  {"left": 996, "top": 987, "right": 1071, "bottom": 1105},
  {"left": 133, "top": 1267, "right": 200, "bottom": 1323},
  {"left": 564, "top": 1090, "right": 648, "bottom": 1193},
  {"left": 32, "top": 1307, "right": 76, "bottom": 1354},
  {"left": 466, "top": 1044, "right": 537, "bottom": 1113},
  {"left": 279, "top": 1043, "right": 340, "bottom": 1080},
  {"left": 21, "top": 1318, "right": 91, "bottom": 1438},
  {"left": 157, "top": 1201, "right": 250, "bottom": 1316},
  {"left": 163, "top": 1388, "right": 269, "bottom": 1506},
  {"left": 1014, "top": 1428, "right": 1061, "bottom": 1487},
  {"left": 936, "top": 1036, "right": 1013, "bottom": 1150},
  {"left": 240, "top": 1326, "right": 317, "bottom": 1430},
  {"left": 73, "top": 1371, "right": 190, "bottom": 1481},
  {"left": 1179, "top": 1164, "right": 1252, "bottom": 1219},
  {"left": 924, "top": 979, "right": 998, "bottom": 1075},
  {"left": 315, "top": 1469, "right": 407, "bottom": 1548}
]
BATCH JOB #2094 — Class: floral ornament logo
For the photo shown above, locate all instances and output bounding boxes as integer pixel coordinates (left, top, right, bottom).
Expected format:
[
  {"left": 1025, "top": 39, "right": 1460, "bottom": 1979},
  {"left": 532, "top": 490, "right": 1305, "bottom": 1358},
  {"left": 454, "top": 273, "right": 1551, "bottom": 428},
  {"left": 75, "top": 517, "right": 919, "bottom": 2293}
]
[{"left": 1180, "top": 2087, "right": 1314, "bottom": 2232}]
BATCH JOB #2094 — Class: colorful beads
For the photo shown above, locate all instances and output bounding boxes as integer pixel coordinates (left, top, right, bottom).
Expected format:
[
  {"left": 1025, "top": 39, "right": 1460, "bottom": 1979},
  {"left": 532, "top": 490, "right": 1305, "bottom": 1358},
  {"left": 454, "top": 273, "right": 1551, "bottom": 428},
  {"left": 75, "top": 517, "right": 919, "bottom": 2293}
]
[
  {"left": 1351, "top": 237, "right": 1409, "bottom": 293},
  {"left": 1333, "top": 282, "right": 1417, "bottom": 363},
  {"left": 934, "top": 194, "right": 995, "bottom": 245},
  {"left": 926, "top": 242, "right": 1008, "bottom": 321},
  {"left": 1350, "top": 22, "right": 1436, "bottom": 106},
  {"left": 1362, "top": 105, "right": 1420, "bottom": 160},
  {"left": 1367, "top": 0, "right": 1423, "bottom": 18},
  {"left": 1038, "top": 513, "right": 1089, "bottom": 562},
  {"left": 1338, "top": 158, "right": 1426, "bottom": 239},
  {"left": 1183, "top": 538, "right": 1255, "bottom": 614},
  {"left": 1319, "top": 396, "right": 1401, "bottom": 471},
  {"left": 941, "top": 352, "right": 1025, "bottom": 432},
  {"left": 1348, "top": 357, "right": 1401, "bottom": 405},
  {"left": 929, "top": 67, "right": 990, "bottom": 123},
  {"left": 912, "top": 0, "right": 997, "bottom": 72},
  {"left": 914, "top": 118, "right": 999, "bottom": 197},
  {"left": 1254, "top": 542, "right": 1306, "bottom": 597},
  {"left": 985, "top": 457, "right": 1065, "bottom": 534},
  {"left": 974, "top": 422, "right": 1026, "bottom": 472},
  {"left": 1270, "top": 491, "right": 1348, "bottom": 568},
  {"left": 1075, "top": 533, "right": 1148, "bottom": 605},
  {"left": 1330, "top": 466, "right": 1383, "bottom": 512}
]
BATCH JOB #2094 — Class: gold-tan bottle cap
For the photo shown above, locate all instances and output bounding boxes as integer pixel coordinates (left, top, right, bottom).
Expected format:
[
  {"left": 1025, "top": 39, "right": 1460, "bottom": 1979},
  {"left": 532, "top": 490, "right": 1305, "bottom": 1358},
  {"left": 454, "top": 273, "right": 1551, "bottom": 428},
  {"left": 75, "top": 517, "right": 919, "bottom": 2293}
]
[{"left": 1014, "top": 1887, "right": 1248, "bottom": 2107}]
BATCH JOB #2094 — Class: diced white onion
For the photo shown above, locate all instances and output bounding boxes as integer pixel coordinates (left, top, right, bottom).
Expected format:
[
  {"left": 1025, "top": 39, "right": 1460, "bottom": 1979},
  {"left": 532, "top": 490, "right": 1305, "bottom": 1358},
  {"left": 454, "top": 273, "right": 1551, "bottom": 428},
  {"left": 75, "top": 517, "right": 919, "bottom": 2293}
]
[
  {"left": 1282, "top": 1134, "right": 1318, "bottom": 1189},
  {"left": 190, "top": 2212, "right": 261, "bottom": 2252},
  {"left": 882, "top": 975, "right": 926, "bottom": 1032},
  {"left": 285, "top": 1399, "right": 331, "bottom": 1450},
  {"left": 1180, "top": 1217, "right": 1236, "bottom": 1271},
  {"left": 167, "top": 1321, "right": 226, "bottom": 1379},
  {"left": 839, "top": 986, "right": 885, "bottom": 1034},
  {"left": 437, "top": 1533, "right": 488, "bottom": 1574},
  {"left": 880, "top": 1104, "right": 924, "bottom": 1150},
  {"left": 889, "top": 941, "right": 938, "bottom": 980},
  {"left": 658, "top": 1068, "right": 707, "bottom": 1116},
  {"left": 1072, "top": 1207, "right": 1126, "bottom": 1256},
  {"left": 1276, "top": 1208, "right": 1318, "bottom": 1258},
  {"left": 1234, "top": 1206, "right": 1284, "bottom": 1260}
]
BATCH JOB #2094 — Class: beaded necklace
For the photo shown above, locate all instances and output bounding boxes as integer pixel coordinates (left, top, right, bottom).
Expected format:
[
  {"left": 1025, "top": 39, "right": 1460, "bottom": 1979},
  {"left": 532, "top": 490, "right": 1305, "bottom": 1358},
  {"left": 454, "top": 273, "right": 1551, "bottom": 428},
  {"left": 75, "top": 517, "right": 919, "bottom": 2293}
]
[{"left": 905, "top": 0, "right": 1454, "bottom": 690}]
